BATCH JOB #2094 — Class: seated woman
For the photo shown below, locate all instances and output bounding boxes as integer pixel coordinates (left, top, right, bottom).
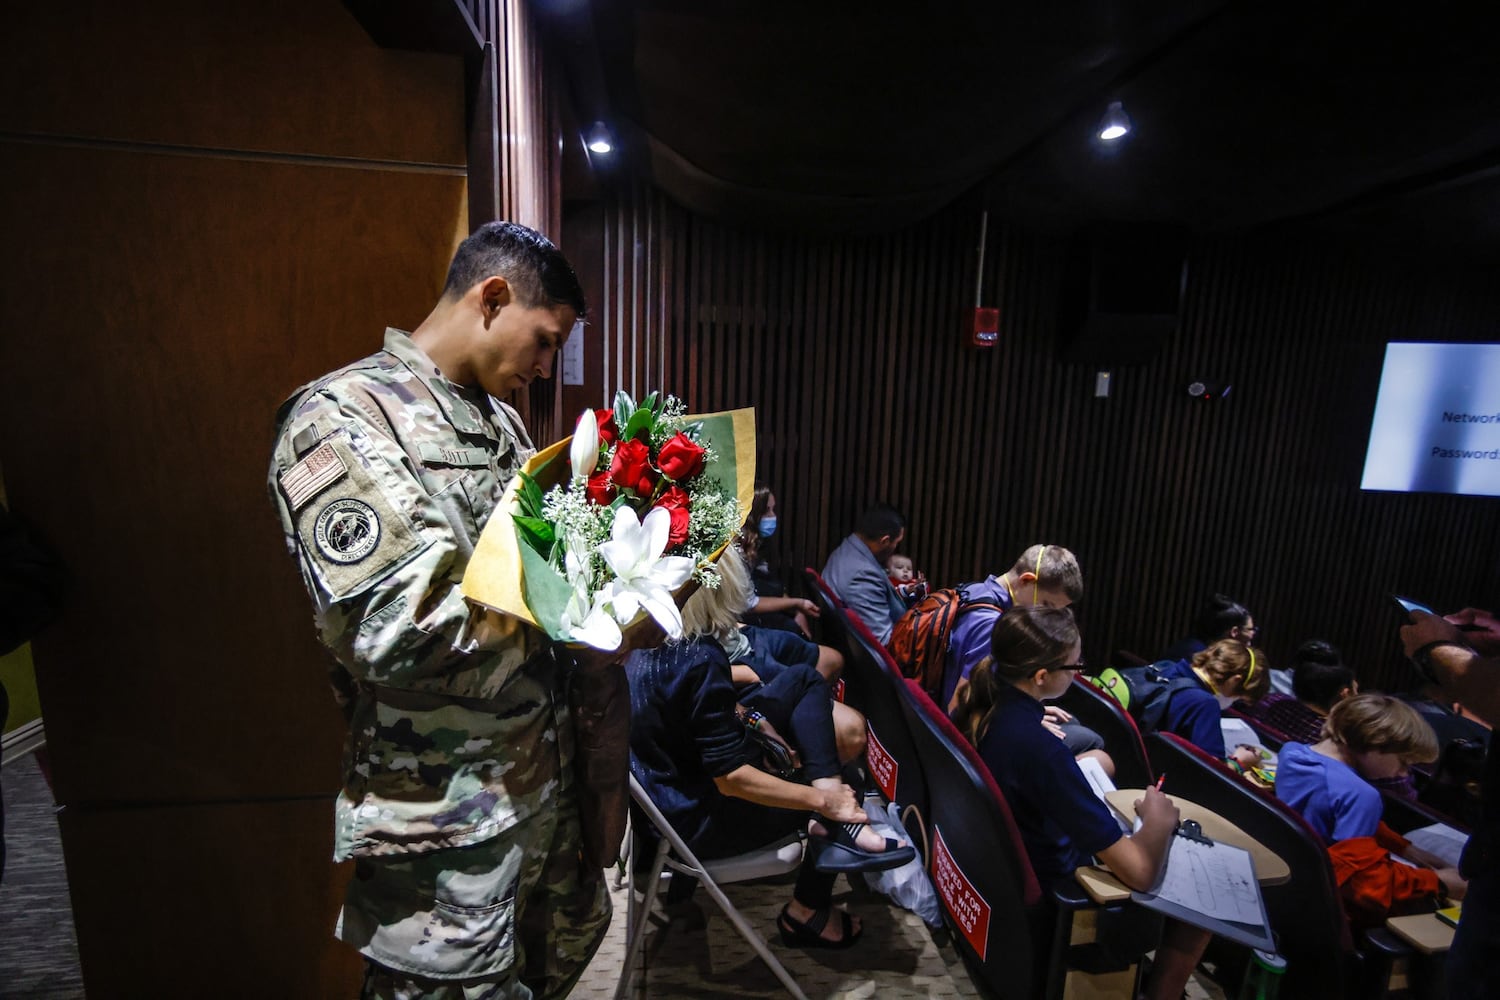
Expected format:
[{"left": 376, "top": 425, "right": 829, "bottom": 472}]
[
  {"left": 1275, "top": 693, "right": 1466, "bottom": 927},
  {"left": 1159, "top": 592, "right": 1257, "bottom": 662},
  {"left": 1148, "top": 639, "right": 1272, "bottom": 769},
  {"left": 734, "top": 485, "right": 843, "bottom": 682},
  {"left": 626, "top": 547, "right": 913, "bottom": 949},
  {"left": 951, "top": 605, "right": 1208, "bottom": 1000},
  {"left": 738, "top": 485, "right": 819, "bottom": 635}
]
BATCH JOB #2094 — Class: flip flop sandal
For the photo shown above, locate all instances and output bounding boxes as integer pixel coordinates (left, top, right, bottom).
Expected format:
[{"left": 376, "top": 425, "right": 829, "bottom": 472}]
[
  {"left": 777, "top": 904, "right": 862, "bottom": 949},
  {"left": 808, "top": 815, "right": 917, "bottom": 874}
]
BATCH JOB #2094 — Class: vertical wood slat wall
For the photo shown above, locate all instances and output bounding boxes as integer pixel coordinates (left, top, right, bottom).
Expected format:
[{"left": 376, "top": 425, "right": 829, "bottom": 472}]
[
  {"left": 595, "top": 184, "right": 1500, "bottom": 689},
  {"left": 465, "top": 0, "right": 567, "bottom": 438}
]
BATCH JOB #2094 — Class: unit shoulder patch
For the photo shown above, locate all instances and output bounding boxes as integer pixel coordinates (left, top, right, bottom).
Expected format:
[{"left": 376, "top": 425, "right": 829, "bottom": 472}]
[
  {"left": 314, "top": 498, "right": 382, "bottom": 563},
  {"left": 292, "top": 434, "right": 423, "bottom": 600}
]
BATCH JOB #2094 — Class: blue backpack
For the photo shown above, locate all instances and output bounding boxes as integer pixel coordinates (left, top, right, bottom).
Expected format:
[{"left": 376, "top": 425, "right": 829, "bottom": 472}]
[{"left": 1085, "top": 661, "right": 1203, "bottom": 732}]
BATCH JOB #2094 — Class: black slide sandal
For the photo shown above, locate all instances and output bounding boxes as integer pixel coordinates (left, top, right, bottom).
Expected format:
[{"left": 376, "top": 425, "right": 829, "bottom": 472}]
[
  {"left": 809, "top": 815, "right": 917, "bottom": 874},
  {"left": 777, "top": 905, "right": 862, "bottom": 949}
]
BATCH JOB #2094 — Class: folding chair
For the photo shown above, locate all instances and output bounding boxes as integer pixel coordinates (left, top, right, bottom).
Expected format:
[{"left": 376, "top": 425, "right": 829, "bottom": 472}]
[{"left": 615, "top": 773, "right": 809, "bottom": 1000}]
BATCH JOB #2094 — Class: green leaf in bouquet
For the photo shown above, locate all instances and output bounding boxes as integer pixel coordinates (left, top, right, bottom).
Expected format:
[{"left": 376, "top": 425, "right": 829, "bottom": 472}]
[
  {"left": 640, "top": 391, "right": 659, "bottom": 415},
  {"left": 514, "top": 515, "right": 556, "bottom": 559},
  {"left": 518, "top": 541, "right": 574, "bottom": 641},
  {"left": 517, "top": 471, "right": 546, "bottom": 520},
  {"left": 623, "top": 406, "right": 656, "bottom": 443},
  {"left": 613, "top": 389, "right": 635, "bottom": 432},
  {"left": 681, "top": 420, "right": 704, "bottom": 438}
]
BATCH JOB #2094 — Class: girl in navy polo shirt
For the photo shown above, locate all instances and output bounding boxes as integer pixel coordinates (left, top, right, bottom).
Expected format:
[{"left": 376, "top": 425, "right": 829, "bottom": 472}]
[{"left": 952, "top": 605, "right": 1210, "bottom": 1000}]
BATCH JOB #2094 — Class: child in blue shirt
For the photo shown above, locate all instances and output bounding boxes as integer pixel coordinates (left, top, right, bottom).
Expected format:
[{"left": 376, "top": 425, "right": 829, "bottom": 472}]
[
  {"left": 1276, "top": 693, "right": 1465, "bottom": 925},
  {"left": 951, "top": 605, "right": 1209, "bottom": 1000}
]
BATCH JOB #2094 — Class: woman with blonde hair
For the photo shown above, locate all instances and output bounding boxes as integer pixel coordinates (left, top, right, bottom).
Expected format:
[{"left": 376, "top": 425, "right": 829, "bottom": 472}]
[{"left": 627, "top": 546, "right": 913, "bottom": 949}]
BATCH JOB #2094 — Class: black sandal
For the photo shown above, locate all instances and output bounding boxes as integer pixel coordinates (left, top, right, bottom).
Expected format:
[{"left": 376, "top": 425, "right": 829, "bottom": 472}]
[
  {"left": 777, "top": 904, "right": 862, "bottom": 949},
  {"left": 808, "top": 815, "right": 916, "bottom": 874}
]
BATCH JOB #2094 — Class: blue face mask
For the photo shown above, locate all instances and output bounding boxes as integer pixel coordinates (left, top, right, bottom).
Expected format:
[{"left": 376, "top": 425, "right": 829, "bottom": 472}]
[{"left": 758, "top": 515, "right": 778, "bottom": 538}]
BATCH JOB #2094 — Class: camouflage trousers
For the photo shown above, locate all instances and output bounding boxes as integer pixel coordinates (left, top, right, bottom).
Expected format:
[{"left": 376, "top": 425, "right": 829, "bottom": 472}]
[{"left": 342, "top": 783, "right": 610, "bottom": 1000}]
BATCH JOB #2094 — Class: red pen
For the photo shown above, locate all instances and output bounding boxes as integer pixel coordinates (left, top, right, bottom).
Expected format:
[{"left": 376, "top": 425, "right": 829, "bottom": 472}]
[{"left": 1154, "top": 773, "right": 1167, "bottom": 791}]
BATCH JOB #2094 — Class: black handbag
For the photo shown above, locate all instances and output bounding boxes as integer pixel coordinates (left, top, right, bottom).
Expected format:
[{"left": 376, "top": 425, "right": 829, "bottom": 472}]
[{"left": 743, "top": 712, "right": 799, "bottom": 778}]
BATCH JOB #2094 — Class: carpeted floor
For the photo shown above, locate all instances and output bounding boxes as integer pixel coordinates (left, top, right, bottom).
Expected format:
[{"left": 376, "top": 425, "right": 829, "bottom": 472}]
[
  {"left": 0, "top": 751, "right": 85, "bottom": 1000},
  {"left": 0, "top": 750, "right": 1230, "bottom": 999}
]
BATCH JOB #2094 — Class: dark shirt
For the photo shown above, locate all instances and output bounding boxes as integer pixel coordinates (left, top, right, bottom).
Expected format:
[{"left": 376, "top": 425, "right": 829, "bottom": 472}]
[
  {"left": 971, "top": 684, "right": 1124, "bottom": 888},
  {"left": 1239, "top": 692, "right": 1326, "bottom": 745},
  {"left": 1159, "top": 636, "right": 1207, "bottom": 662},
  {"left": 626, "top": 638, "right": 761, "bottom": 847},
  {"left": 1151, "top": 659, "right": 1227, "bottom": 758}
]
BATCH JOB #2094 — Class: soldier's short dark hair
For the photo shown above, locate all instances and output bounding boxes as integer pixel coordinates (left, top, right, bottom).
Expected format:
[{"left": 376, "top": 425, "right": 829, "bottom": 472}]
[{"left": 442, "top": 221, "right": 587, "bottom": 317}]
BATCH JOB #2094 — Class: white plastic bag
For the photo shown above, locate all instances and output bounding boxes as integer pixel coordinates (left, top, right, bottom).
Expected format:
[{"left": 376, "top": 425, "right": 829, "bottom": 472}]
[{"left": 858, "top": 797, "right": 942, "bottom": 928}]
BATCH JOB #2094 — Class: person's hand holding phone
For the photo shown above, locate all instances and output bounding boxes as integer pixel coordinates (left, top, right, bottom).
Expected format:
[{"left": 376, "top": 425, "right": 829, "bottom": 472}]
[{"left": 1445, "top": 607, "right": 1500, "bottom": 656}]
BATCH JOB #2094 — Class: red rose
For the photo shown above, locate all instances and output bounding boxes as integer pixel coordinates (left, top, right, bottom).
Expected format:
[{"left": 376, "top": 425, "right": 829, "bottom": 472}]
[
  {"left": 652, "top": 486, "right": 691, "bottom": 547},
  {"left": 585, "top": 471, "right": 616, "bottom": 506},
  {"left": 656, "top": 432, "right": 706, "bottom": 482},
  {"left": 609, "top": 438, "right": 658, "bottom": 497},
  {"left": 594, "top": 408, "right": 618, "bottom": 446}
]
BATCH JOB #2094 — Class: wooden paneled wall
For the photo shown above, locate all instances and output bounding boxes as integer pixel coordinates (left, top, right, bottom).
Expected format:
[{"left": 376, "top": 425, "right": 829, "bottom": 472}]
[
  {"left": 463, "top": 0, "right": 569, "bottom": 440},
  {"left": 589, "top": 185, "right": 1500, "bottom": 690},
  {"left": 0, "top": 1, "right": 472, "bottom": 993}
]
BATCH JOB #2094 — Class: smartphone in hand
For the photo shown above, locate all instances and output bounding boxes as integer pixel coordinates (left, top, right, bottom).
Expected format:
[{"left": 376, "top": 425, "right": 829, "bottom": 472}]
[
  {"left": 1392, "top": 594, "right": 1485, "bottom": 630},
  {"left": 1392, "top": 594, "right": 1436, "bottom": 616}
]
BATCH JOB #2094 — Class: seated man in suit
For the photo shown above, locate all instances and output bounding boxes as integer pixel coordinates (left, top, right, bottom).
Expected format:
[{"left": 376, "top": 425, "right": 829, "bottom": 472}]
[{"left": 821, "top": 503, "right": 909, "bottom": 645}]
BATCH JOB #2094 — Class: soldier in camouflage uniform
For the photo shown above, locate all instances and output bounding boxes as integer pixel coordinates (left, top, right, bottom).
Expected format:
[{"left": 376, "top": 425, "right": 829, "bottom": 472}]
[{"left": 268, "top": 222, "right": 617, "bottom": 999}]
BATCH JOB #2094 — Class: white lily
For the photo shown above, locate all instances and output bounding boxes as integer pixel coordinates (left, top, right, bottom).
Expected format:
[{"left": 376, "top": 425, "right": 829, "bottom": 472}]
[
  {"left": 569, "top": 409, "right": 599, "bottom": 481},
  {"left": 558, "top": 531, "right": 623, "bottom": 650},
  {"left": 561, "top": 585, "right": 624, "bottom": 650},
  {"left": 598, "top": 506, "right": 695, "bottom": 637}
]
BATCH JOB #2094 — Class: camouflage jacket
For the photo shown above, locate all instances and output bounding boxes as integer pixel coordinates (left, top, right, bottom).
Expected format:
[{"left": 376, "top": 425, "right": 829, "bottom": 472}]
[{"left": 269, "top": 329, "right": 570, "bottom": 861}]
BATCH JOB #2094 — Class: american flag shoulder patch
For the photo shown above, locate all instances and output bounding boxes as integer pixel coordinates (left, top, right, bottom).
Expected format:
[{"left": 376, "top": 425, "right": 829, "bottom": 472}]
[{"left": 280, "top": 440, "right": 348, "bottom": 511}]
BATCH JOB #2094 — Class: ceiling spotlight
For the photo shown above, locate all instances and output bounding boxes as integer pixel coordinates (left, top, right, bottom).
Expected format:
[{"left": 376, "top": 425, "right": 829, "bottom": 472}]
[
  {"left": 586, "top": 121, "right": 614, "bottom": 154},
  {"left": 1097, "top": 101, "right": 1131, "bottom": 142}
]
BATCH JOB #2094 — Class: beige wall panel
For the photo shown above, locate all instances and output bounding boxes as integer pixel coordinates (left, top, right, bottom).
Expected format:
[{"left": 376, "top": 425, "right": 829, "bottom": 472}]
[
  {"left": 0, "top": 142, "right": 468, "bottom": 806},
  {"left": 1, "top": 0, "right": 465, "bottom": 166},
  {"left": 59, "top": 797, "right": 361, "bottom": 996}
]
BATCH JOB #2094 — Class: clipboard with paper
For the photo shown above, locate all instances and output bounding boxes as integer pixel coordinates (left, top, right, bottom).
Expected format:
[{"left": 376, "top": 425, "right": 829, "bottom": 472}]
[{"left": 1131, "top": 820, "right": 1276, "bottom": 951}]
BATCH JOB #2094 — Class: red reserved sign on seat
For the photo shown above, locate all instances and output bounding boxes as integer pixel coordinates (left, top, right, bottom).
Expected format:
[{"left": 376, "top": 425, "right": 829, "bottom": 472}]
[
  {"left": 931, "top": 825, "right": 991, "bottom": 959},
  {"left": 866, "top": 721, "right": 898, "bottom": 801}
]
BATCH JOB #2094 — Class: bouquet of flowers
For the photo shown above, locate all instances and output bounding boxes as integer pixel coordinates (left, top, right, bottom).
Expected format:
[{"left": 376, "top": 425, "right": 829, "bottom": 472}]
[{"left": 462, "top": 392, "right": 754, "bottom": 651}]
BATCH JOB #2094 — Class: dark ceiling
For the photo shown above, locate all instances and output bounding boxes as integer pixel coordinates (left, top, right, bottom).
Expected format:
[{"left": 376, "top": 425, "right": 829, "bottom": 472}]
[{"left": 546, "top": 1, "right": 1500, "bottom": 254}]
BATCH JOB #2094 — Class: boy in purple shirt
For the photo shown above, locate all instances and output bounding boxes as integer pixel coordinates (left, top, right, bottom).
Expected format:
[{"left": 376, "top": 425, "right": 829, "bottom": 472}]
[{"left": 942, "top": 543, "right": 1083, "bottom": 710}]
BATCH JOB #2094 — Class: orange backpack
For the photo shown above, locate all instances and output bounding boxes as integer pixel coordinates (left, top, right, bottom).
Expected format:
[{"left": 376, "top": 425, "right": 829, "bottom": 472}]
[{"left": 888, "top": 585, "right": 1004, "bottom": 697}]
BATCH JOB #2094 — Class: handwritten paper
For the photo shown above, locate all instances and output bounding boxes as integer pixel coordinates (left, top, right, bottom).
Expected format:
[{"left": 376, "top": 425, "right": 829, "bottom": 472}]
[{"left": 1154, "top": 835, "right": 1264, "bottom": 926}]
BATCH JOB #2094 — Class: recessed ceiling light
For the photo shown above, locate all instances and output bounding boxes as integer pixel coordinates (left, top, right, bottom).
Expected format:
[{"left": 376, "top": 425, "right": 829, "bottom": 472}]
[
  {"left": 1098, "top": 101, "right": 1131, "bottom": 142},
  {"left": 586, "top": 121, "right": 614, "bottom": 154}
]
